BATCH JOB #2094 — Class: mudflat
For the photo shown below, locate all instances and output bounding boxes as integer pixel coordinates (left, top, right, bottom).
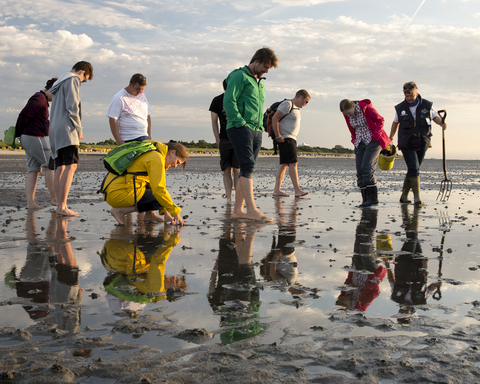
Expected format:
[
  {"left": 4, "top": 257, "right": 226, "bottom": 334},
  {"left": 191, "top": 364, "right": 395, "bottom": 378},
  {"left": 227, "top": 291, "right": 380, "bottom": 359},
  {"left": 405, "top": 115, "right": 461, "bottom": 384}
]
[{"left": 1, "top": 154, "right": 480, "bottom": 383}]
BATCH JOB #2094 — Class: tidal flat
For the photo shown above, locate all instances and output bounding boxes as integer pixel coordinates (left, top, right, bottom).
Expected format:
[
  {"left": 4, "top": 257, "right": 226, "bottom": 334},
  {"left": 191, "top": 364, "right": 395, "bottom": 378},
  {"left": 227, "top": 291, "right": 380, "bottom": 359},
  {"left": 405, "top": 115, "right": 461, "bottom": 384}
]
[{"left": 1, "top": 153, "right": 480, "bottom": 383}]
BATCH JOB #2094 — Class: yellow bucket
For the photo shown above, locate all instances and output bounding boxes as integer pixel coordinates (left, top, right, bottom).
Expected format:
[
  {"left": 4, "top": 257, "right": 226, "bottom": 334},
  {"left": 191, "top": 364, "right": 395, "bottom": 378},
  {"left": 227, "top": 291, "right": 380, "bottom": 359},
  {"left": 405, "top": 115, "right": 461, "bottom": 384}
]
[
  {"left": 376, "top": 234, "right": 393, "bottom": 252},
  {"left": 378, "top": 145, "right": 396, "bottom": 171}
]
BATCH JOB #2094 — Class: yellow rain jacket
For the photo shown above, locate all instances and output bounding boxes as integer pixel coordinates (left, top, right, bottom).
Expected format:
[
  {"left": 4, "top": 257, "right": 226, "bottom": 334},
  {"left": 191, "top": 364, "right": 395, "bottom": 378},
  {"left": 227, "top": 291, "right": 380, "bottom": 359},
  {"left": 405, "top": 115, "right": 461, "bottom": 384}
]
[{"left": 102, "top": 141, "right": 181, "bottom": 217}]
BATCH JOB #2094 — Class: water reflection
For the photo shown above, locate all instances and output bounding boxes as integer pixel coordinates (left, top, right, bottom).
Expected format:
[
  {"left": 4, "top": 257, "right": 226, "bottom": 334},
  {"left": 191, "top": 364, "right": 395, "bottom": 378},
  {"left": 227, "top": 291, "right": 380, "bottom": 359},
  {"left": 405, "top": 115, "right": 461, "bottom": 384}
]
[
  {"left": 260, "top": 199, "right": 306, "bottom": 295},
  {"left": 336, "top": 208, "right": 388, "bottom": 311},
  {"left": 208, "top": 207, "right": 263, "bottom": 344},
  {"left": 100, "top": 224, "right": 185, "bottom": 316},
  {"left": 5, "top": 211, "right": 82, "bottom": 333},
  {"left": 388, "top": 204, "right": 442, "bottom": 323}
]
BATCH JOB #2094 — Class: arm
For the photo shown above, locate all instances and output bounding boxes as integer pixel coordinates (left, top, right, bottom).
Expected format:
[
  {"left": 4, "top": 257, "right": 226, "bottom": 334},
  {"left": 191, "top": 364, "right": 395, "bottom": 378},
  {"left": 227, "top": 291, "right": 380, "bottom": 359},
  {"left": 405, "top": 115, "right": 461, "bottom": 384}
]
[
  {"left": 389, "top": 122, "right": 399, "bottom": 141},
  {"left": 147, "top": 115, "right": 152, "bottom": 139},
  {"left": 272, "top": 110, "right": 285, "bottom": 143},
  {"left": 144, "top": 153, "right": 182, "bottom": 219},
  {"left": 109, "top": 118, "right": 124, "bottom": 145},
  {"left": 210, "top": 112, "right": 221, "bottom": 148},
  {"left": 433, "top": 115, "right": 447, "bottom": 130},
  {"left": 64, "top": 77, "right": 83, "bottom": 140},
  {"left": 223, "top": 71, "right": 246, "bottom": 128}
]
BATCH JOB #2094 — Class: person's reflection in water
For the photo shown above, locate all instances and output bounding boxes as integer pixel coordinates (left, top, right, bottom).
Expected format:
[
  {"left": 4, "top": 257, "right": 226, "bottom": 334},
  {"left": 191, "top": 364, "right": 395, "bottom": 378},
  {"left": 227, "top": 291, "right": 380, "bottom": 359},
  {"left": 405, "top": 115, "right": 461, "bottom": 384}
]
[
  {"left": 260, "top": 199, "right": 306, "bottom": 295},
  {"left": 387, "top": 204, "right": 441, "bottom": 323},
  {"left": 208, "top": 206, "right": 263, "bottom": 344},
  {"left": 100, "top": 223, "right": 185, "bottom": 316},
  {"left": 336, "top": 208, "right": 387, "bottom": 311},
  {"left": 4, "top": 211, "right": 82, "bottom": 333}
]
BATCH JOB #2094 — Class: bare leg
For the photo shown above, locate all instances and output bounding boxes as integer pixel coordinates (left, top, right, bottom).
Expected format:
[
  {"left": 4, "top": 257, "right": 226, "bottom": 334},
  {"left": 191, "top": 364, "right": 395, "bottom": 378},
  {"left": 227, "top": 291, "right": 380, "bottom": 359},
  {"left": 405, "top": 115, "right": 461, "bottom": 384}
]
[
  {"left": 223, "top": 166, "right": 234, "bottom": 204},
  {"left": 55, "top": 164, "right": 78, "bottom": 216},
  {"left": 110, "top": 206, "right": 136, "bottom": 225},
  {"left": 233, "top": 168, "right": 240, "bottom": 190},
  {"left": 44, "top": 168, "right": 57, "bottom": 206},
  {"left": 25, "top": 171, "right": 43, "bottom": 209},
  {"left": 273, "top": 164, "right": 289, "bottom": 197},
  {"left": 233, "top": 176, "right": 273, "bottom": 222},
  {"left": 288, "top": 163, "right": 308, "bottom": 197}
]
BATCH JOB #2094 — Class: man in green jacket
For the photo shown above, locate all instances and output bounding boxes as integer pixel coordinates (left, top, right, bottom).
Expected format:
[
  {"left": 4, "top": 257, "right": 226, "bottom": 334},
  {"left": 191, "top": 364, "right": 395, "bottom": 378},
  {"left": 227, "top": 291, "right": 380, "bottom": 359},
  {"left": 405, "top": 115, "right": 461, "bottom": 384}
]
[{"left": 223, "top": 47, "right": 279, "bottom": 222}]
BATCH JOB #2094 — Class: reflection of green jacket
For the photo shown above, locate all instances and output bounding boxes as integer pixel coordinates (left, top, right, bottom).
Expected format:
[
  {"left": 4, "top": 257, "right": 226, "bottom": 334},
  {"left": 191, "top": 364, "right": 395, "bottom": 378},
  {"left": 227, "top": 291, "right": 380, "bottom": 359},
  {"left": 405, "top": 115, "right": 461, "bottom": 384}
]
[{"left": 224, "top": 66, "right": 265, "bottom": 131}]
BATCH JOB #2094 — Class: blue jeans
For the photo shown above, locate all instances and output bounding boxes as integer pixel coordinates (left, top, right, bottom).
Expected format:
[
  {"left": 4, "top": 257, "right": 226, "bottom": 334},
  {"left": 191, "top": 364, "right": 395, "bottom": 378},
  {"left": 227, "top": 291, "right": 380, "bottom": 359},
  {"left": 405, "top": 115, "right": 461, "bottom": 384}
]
[
  {"left": 125, "top": 135, "right": 149, "bottom": 143},
  {"left": 354, "top": 140, "right": 381, "bottom": 188},
  {"left": 401, "top": 147, "right": 428, "bottom": 177},
  {"left": 227, "top": 126, "right": 262, "bottom": 179}
]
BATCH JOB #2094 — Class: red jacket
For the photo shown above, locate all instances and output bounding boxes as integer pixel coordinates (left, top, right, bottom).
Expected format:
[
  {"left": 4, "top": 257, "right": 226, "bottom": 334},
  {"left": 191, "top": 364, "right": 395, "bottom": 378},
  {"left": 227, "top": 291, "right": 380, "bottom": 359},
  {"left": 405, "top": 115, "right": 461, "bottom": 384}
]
[{"left": 344, "top": 99, "right": 390, "bottom": 149}]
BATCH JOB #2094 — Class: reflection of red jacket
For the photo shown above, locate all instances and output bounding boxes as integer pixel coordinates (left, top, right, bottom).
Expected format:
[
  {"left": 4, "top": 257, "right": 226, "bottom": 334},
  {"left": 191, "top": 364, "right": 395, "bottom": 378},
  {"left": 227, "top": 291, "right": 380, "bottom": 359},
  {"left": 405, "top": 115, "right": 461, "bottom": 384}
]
[
  {"left": 342, "top": 266, "right": 388, "bottom": 312},
  {"left": 344, "top": 99, "right": 390, "bottom": 149}
]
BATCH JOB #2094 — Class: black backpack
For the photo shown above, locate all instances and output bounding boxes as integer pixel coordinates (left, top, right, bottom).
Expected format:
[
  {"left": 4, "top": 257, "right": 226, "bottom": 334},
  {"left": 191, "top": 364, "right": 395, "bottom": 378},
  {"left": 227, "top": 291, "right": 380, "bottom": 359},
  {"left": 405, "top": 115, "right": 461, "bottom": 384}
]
[{"left": 262, "top": 99, "right": 293, "bottom": 154}]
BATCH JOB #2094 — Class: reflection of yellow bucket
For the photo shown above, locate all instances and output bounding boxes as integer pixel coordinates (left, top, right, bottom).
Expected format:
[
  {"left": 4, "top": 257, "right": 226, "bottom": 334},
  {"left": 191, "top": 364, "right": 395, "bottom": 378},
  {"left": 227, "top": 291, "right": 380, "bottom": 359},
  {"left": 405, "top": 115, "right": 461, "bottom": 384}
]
[
  {"left": 378, "top": 146, "right": 396, "bottom": 171},
  {"left": 376, "top": 234, "right": 393, "bottom": 251}
]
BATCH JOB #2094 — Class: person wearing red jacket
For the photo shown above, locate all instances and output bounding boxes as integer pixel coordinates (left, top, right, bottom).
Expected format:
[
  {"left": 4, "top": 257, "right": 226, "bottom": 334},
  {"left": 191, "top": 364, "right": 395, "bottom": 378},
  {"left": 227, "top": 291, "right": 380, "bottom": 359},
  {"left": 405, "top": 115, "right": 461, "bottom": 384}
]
[{"left": 340, "top": 99, "right": 391, "bottom": 207}]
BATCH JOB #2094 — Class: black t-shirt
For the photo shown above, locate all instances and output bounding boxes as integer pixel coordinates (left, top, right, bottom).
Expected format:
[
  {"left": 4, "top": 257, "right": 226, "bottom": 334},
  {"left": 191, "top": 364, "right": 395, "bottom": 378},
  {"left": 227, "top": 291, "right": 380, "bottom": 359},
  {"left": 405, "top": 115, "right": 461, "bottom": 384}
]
[{"left": 209, "top": 93, "right": 228, "bottom": 139}]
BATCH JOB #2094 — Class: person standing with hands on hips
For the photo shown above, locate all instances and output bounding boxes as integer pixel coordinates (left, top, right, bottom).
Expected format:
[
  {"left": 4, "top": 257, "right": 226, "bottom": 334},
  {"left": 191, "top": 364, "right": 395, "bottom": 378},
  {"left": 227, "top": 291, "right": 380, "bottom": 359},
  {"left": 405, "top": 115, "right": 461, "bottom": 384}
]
[
  {"left": 340, "top": 99, "right": 391, "bottom": 207},
  {"left": 389, "top": 82, "right": 447, "bottom": 205}
]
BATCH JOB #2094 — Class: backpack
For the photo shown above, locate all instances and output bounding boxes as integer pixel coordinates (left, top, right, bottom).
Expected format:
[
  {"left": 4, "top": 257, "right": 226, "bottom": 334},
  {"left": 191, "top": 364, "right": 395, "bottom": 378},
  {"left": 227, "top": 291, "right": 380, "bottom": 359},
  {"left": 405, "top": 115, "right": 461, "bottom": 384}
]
[
  {"left": 3, "top": 126, "right": 17, "bottom": 148},
  {"left": 263, "top": 99, "right": 294, "bottom": 139},
  {"left": 103, "top": 141, "right": 158, "bottom": 176}
]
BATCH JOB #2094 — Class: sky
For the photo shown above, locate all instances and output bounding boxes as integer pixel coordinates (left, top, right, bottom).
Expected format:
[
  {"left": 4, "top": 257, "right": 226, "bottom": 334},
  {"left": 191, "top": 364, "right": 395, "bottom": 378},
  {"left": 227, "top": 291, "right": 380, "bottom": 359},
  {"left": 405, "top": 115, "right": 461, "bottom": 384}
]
[{"left": 1, "top": 0, "right": 479, "bottom": 159}]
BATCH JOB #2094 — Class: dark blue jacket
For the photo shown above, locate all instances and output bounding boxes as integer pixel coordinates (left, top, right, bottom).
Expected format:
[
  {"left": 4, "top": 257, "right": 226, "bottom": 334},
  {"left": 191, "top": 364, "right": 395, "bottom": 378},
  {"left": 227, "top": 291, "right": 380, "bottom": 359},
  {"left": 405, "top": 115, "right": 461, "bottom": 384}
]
[{"left": 395, "top": 95, "right": 433, "bottom": 150}]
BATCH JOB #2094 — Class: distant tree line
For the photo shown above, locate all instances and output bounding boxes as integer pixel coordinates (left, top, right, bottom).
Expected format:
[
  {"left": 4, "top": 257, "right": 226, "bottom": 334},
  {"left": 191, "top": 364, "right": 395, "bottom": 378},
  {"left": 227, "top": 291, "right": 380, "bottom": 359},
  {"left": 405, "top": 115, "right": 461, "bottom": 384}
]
[{"left": 85, "top": 139, "right": 353, "bottom": 155}]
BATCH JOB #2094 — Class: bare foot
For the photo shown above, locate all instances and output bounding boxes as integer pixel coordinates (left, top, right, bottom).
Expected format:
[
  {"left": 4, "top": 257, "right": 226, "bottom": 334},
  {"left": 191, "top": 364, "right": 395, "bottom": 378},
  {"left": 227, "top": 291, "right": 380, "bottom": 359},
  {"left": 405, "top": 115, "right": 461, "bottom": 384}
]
[
  {"left": 243, "top": 211, "right": 274, "bottom": 223},
  {"left": 231, "top": 211, "right": 248, "bottom": 220},
  {"left": 273, "top": 191, "right": 290, "bottom": 197},
  {"left": 56, "top": 207, "right": 79, "bottom": 217},
  {"left": 295, "top": 190, "right": 309, "bottom": 197},
  {"left": 27, "top": 203, "right": 44, "bottom": 210},
  {"left": 110, "top": 209, "right": 126, "bottom": 225},
  {"left": 50, "top": 199, "right": 58, "bottom": 206},
  {"left": 144, "top": 211, "right": 165, "bottom": 223}
]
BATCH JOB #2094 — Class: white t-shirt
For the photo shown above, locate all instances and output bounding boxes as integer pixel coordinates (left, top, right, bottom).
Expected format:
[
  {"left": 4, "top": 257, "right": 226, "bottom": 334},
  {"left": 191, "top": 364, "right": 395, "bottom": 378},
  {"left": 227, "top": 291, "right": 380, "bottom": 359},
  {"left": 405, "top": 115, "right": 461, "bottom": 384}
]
[
  {"left": 277, "top": 100, "right": 301, "bottom": 140},
  {"left": 106, "top": 89, "right": 152, "bottom": 141}
]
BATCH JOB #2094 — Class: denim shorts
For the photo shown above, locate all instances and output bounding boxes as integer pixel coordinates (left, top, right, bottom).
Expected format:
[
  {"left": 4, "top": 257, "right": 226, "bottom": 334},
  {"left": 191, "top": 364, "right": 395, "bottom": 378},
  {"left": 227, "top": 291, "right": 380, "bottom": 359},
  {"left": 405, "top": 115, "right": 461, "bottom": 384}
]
[{"left": 226, "top": 126, "right": 262, "bottom": 179}]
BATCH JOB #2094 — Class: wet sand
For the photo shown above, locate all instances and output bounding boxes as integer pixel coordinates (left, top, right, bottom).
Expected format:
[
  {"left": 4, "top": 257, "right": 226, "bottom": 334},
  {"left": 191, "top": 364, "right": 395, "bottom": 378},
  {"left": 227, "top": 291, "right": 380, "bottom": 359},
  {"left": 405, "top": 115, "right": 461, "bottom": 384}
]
[{"left": 1, "top": 153, "right": 480, "bottom": 383}]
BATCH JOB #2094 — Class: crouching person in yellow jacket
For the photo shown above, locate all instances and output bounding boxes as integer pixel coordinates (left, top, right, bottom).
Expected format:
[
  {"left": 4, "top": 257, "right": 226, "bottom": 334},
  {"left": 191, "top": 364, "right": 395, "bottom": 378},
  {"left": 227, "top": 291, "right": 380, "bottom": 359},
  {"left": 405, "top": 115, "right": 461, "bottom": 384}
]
[{"left": 101, "top": 141, "right": 188, "bottom": 226}]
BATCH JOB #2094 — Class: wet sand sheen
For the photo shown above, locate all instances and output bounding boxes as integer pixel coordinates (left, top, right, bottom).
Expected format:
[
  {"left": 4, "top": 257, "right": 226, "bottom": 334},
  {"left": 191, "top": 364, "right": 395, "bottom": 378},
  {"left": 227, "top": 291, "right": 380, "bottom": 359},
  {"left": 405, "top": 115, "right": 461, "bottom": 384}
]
[{"left": 1, "top": 154, "right": 480, "bottom": 382}]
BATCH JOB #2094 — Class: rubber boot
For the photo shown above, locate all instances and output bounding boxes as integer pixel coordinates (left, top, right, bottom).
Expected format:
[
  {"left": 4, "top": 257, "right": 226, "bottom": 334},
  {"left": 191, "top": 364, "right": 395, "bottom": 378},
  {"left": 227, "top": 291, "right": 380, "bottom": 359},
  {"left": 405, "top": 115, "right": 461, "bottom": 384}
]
[
  {"left": 359, "top": 185, "right": 378, "bottom": 207},
  {"left": 400, "top": 176, "right": 411, "bottom": 203},
  {"left": 411, "top": 176, "right": 424, "bottom": 205},
  {"left": 360, "top": 188, "right": 367, "bottom": 204}
]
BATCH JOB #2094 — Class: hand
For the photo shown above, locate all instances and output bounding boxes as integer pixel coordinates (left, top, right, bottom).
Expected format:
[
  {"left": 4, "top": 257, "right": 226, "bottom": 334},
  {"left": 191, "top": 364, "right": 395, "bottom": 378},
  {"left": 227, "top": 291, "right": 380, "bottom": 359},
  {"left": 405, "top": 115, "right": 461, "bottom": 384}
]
[
  {"left": 276, "top": 135, "right": 285, "bottom": 143},
  {"left": 79, "top": 134, "right": 84, "bottom": 141}
]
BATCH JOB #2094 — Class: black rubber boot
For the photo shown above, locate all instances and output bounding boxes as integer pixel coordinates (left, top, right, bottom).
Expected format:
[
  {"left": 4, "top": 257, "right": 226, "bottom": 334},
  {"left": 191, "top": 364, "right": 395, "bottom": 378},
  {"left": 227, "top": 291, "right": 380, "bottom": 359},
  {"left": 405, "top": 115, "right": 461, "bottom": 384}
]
[
  {"left": 359, "top": 185, "right": 378, "bottom": 207},
  {"left": 360, "top": 188, "right": 367, "bottom": 204}
]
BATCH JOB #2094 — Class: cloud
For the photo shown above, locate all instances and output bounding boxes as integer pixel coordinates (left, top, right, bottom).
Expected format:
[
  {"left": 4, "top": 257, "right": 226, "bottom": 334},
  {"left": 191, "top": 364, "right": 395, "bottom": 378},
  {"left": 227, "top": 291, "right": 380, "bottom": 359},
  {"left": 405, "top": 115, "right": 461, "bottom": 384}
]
[{"left": 0, "top": 0, "right": 155, "bottom": 29}]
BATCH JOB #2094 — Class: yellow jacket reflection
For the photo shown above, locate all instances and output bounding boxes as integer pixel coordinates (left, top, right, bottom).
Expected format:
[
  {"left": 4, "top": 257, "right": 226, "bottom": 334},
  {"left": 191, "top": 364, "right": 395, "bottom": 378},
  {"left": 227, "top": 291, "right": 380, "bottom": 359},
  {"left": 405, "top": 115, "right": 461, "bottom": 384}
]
[
  {"left": 102, "top": 141, "right": 181, "bottom": 217},
  {"left": 101, "top": 233, "right": 182, "bottom": 303}
]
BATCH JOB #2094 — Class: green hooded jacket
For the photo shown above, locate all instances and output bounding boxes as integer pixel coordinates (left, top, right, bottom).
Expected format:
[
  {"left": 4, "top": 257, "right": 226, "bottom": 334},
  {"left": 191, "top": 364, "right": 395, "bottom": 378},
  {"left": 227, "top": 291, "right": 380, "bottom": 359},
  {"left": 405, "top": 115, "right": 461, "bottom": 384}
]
[{"left": 223, "top": 66, "right": 265, "bottom": 131}]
